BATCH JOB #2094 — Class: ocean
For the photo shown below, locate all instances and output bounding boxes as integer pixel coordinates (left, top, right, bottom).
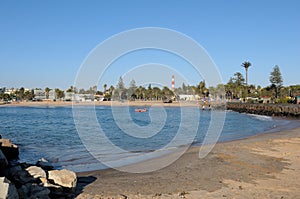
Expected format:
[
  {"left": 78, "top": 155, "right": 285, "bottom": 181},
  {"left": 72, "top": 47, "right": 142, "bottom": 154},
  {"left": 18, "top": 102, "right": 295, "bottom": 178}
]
[{"left": 0, "top": 105, "right": 296, "bottom": 172}]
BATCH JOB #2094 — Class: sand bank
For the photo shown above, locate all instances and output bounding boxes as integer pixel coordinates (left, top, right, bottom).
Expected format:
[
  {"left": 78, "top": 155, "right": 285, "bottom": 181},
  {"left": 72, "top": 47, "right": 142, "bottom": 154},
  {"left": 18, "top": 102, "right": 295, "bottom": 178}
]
[{"left": 75, "top": 126, "right": 300, "bottom": 198}]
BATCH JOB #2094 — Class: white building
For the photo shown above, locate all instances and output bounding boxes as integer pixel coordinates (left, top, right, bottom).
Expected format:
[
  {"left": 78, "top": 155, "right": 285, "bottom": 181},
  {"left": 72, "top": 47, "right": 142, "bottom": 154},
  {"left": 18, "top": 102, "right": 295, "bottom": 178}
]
[
  {"left": 64, "top": 92, "right": 75, "bottom": 101},
  {"left": 178, "top": 94, "right": 199, "bottom": 101},
  {"left": 33, "top": 89, "right": 56, "bottom": 101},
  {"left": 34, "top": 89, "right": 46, "bottom": 101}
]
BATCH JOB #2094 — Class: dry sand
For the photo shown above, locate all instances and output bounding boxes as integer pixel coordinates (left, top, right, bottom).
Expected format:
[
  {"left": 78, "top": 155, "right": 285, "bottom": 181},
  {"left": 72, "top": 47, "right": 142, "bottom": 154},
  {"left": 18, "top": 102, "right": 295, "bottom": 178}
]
[{"left": 75, "top": 126, "right": 300, "bottom": 199}]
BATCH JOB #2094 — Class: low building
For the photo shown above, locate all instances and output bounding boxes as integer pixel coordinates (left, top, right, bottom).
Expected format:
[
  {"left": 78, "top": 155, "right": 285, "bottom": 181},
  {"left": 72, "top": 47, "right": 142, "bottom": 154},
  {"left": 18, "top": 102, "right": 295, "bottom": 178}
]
[
  {"left": 74, "top": 94, "right": 94, "bottom": 102},
  {"left": 48, "top": 90, "right": 56, "bottom": 101},
  {"left": 63, "top": 93, "right": 95, "bottom": 102},
  {"left": 178, "top": 94, "right": 199, "bottom": 101},
  {"left": 33, "top": 89, "right": 46, "bottom": 101},
  {"left": 64, "top": 92, "right": 75, "bottom": 101},
  {"left": 4, "top": 88, "right": 16, "bottom": 95},
  {"left": 259, "top": 96, "right": 272, "bottom": 104}
]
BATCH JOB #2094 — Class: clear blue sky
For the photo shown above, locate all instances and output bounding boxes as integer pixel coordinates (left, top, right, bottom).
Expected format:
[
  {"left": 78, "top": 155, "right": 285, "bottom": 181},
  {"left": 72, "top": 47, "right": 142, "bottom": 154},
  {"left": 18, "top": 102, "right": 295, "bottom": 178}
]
[{"left": 0, "top": 0, "right": 299, "bottom": 90}]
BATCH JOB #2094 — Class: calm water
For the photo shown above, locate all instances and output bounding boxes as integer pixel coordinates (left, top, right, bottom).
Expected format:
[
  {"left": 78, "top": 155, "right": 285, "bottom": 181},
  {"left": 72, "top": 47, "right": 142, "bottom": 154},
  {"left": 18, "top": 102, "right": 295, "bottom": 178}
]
[{"left": 0, "top": 106, "right": 296, "bottom": 172}]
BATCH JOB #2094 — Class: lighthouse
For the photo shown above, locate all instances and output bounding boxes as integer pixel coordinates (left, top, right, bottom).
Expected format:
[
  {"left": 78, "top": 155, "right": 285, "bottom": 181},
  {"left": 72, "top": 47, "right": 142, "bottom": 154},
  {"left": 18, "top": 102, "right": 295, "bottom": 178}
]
[{"left": 171, "top": 75, "right": 175, "bottom": 91}]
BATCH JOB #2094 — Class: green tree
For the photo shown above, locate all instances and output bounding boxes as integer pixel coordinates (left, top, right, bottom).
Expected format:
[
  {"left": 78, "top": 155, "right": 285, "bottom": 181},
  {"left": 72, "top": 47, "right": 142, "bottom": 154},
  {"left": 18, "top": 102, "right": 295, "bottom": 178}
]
[
  {"left": 232, "top": 72, "right": 245, "bottom": 86},
  {"left": 161, "top": 86, "right": 173, "bottom": 100},
  {"left": 152, "top": 87, "right": 161, "bottom": 100},
  {"left": 66, "top": 86, "right": 77, "bottom": 93},
  {"left": 117, "top": 76, "right": 125, "bottom": 90},
  {"left": 55, "top": 88, "right": 64, "bottom": 100},
  {"left": 269, "top": 65, "right": 283, "bottom": 99},
  {"left": 226, "top": 72, "right": 245, "bottom": 99},
  {"left": 103, "top": 84, "right": 107, "bottom": 94},
  {"left": 241, "top": 61, "right": 252, "bottom": 87},
  {"left": 182, "top": 83, "right": 187, "bottom": 94},
  {"left": 198, "top": 80, "right": 206, "bottom": 97},
  {"left": 16, "top": 87, "right": 25, "bottom": 101},
  {"left": 109, "top": 85, "right": 114, "bottom": 95},
  {"left": 0, "top": 93, "right": 11, "bottom": 101},
  {"left": 45, "top": 87, "right": 51, "bottom": 99},
  {"left": 147, "top": 84, "right": 152, "bottom": 100},
  {"left": 24, "top": 90, "right": 34, "bottom": 100}
]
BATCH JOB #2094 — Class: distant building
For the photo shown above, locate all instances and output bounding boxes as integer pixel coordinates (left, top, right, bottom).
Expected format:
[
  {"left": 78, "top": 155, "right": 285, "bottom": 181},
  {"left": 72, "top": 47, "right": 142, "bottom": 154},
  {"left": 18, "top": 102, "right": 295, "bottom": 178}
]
[
  {"left": 260, "top": 96, "right": 272, "bottom": 104},
  {"left": 33, "top": 89, "right": 56, "bottom": 101},
  {"left": 33, "top": 89, "right": 46, "bottom": 101},
  {"left": 179, "top": 94, "right": 199, "bottom": 101},
  {"left": 94, "top": 94, "right": 104, "bottom": 101},
  {"left": 74, "top": 94, "right": 94, "bottom": 102},
  {"left": 64, "top": 92, "right": 74, "bottom": 101},
  {"left": 64, "top": 92, "right": 94, "bottom": 102},
  {"left": 48, "top": 90, "right": 56, "bottom": 101},
  {"left": 4, "top": 88, "right": 16, "bottom": 95}
]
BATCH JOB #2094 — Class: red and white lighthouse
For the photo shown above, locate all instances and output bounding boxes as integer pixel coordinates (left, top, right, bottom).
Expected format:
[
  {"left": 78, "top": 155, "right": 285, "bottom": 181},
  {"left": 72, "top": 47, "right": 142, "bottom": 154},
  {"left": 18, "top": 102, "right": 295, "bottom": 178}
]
[{"left": 171, "top": 75, "right": 175, "bottom": 91}]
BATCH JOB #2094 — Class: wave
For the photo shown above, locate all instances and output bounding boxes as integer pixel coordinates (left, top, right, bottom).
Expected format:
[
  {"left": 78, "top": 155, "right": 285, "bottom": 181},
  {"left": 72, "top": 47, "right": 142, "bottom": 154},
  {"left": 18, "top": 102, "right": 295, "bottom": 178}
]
[{"left": 248, "top": 114, "right": 273, "bottom": 121}]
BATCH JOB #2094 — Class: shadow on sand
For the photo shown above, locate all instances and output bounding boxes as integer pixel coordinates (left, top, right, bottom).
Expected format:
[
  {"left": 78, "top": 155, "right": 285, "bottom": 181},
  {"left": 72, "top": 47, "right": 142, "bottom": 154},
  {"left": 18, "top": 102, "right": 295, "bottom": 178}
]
[{"left": 75, "top": 176, "right": 97, "bottom": 197}]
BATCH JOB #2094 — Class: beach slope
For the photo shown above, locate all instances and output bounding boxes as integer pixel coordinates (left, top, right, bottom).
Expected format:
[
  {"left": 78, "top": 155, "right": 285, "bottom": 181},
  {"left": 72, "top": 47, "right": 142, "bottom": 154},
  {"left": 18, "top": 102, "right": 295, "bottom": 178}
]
[{"left": 76, "top": 126, "right": 300, "bottom": 198}]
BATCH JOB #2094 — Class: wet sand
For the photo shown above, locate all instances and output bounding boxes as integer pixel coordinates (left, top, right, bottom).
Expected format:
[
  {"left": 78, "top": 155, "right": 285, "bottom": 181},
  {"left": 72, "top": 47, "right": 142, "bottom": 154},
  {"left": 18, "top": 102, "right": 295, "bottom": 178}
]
[{"left": 75, "top": 126, "right": 300, "bottom": 199}]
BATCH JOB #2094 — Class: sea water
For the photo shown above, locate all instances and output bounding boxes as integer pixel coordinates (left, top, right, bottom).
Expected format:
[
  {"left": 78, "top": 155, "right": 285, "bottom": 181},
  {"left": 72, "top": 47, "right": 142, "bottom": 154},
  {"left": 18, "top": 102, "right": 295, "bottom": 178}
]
[{"left": 0, "top": 106, "right": 297, "bottom": 172}]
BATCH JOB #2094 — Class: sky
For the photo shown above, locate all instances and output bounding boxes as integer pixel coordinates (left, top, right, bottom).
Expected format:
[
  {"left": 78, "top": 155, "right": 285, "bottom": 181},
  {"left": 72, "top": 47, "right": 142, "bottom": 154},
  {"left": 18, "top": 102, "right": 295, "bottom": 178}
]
[{"left": 0, "top": 0, "right": 299, "bottom": 90}]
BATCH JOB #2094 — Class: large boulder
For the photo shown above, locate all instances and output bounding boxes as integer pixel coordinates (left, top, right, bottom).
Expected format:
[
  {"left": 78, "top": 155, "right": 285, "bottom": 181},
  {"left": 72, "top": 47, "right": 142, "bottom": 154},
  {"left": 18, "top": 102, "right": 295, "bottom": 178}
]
[
  {"left": 0, "top": 149, "right": 8, "bottom": 177},
  {"left": 0, "top": 177, "right": 19, "bottom": 199},
  {"left": 0, "top": 139, "right": 19, "bottom": 160},
  {"left": 17, "top": 183, "right": 50, "bottom": 199},
  {"left": 36, "top": 158, "right": 54, "bottom": 170},
  {"left": 48, "top": 169, "right": 77, "bottom": 189},
  {"left": 28, "top": 184, "right": 50, "bottom": 199},
  {"left": 26, "top": 166, "right": 46, "bottom": 179},
  {"left": 8, "top": 165, "right": 35, "bottom": 185}
]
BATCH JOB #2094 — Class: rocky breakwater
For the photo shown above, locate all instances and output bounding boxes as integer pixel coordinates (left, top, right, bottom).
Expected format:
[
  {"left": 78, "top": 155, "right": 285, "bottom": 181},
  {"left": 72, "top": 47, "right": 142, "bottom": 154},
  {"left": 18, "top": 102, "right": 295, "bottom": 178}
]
[
  {"left": 0, "top": 136, "right": 77, "bottom": 199},
  {"left": 227, "top": 102, "right": 300, "bottom": 118}
]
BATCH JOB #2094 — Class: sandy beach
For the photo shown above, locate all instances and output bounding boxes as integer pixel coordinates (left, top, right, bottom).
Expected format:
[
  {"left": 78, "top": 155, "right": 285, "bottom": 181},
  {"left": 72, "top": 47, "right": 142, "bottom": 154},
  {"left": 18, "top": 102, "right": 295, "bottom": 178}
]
[
  {"left": 74, "top": 125, "right": 300, "bottom": 199},
  {"left": 0, "top": 100, "right": 200, "bottom": 108}
]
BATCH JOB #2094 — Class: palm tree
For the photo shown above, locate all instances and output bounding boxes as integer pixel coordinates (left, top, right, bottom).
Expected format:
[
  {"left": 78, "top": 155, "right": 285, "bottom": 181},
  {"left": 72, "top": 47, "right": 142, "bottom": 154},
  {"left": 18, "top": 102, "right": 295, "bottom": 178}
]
[
  {"left": 45, "top": 87, "right": 51, "bottom": 99},
  {"left": 103, "top": 84, "right": 107, "bottom": 95},
  {"left": 241, "top": 61, "right": 252, "bottom": 87},
  {"left": 109, "top": 85, "right": 114, "bottom": 95}
]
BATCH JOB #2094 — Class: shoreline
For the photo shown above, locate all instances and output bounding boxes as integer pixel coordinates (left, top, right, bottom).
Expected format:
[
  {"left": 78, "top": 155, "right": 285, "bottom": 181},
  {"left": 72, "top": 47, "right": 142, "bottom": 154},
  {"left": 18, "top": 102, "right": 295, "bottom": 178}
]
[
  {"left": 76, "top": 125, "right": 300, "bottom": 198},
  {"left": 0, "top": 100, "right": 199, "bottom": 107}
]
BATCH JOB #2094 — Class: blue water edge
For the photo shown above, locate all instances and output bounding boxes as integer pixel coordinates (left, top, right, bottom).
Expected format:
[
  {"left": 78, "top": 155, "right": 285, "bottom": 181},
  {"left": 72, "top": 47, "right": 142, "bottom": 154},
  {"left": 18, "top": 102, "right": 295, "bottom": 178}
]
[{"left": 0, "top": 106, "right": 297, "bottom": 172}]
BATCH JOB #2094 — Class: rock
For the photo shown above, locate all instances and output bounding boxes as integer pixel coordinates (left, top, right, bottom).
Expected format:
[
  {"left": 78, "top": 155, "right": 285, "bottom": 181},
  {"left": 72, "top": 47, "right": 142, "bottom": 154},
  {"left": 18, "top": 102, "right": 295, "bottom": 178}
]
[
  {"left": 18, "top": 183, "right": 51, "bottom": 199},
  {"left": 8, "top": 165, "right": 35, "bottom": 185},
  {"left": 0, "top": 177, "right": 19, "bottom": 199},
  {"left": 17, "top": 184, "right": 30, "bottom": 198},
  {"left": 0, "top": 149, "right": 8, "bottom": 177},
  {"left": 36, "top": 158, "right": 54, "bottom": 170},
  {"left": 48, "top": 169, "right": 77, "bottom": 189},
  {"left": 0, "top": 138, "right": 19, "bottom": 160},
  {"left": 26, "top": 166, "right": 46, "bottom": 179},
  {"left": 226, "top": 103, "right": 300, "bottom": 119},
  {"left": 40, "top": 177, "right": 61, "bottom": 189},
  {"left": 29, "top": 184, "right": 51, "bottom": 199}
]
